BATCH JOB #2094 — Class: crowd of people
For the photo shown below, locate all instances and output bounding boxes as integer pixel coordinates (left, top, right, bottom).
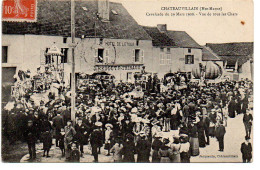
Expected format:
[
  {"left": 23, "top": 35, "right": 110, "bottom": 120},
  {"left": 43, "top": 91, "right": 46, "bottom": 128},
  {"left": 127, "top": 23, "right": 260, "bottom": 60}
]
[{"left": 2, "top": 77, "right": 253, "bottom": 163}]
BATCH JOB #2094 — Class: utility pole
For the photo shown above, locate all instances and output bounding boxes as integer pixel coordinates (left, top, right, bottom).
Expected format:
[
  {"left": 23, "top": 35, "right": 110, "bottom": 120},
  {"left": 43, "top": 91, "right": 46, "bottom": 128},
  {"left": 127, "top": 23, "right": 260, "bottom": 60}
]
[{"left": 71, "top": 0, "right": 76, "bottom": 123}]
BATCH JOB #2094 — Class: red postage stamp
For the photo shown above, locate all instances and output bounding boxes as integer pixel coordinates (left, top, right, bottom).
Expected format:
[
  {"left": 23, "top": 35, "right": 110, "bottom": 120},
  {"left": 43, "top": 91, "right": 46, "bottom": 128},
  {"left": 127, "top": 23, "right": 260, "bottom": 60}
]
[{"left": 2, "top": 0, "right": 37, "bottom": 22}]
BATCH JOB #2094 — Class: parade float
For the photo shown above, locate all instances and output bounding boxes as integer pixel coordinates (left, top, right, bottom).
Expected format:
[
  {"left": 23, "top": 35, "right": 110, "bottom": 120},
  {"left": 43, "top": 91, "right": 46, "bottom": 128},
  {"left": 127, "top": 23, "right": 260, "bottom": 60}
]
[
  {"left": 163, "top": 72, "right": 190, "bottom": 90},
  {"left": 192, "top": 61, "right": 223, "bottom": 85},
  {"left": 10, "top": 43, "right": 66, "bottom": 106}
]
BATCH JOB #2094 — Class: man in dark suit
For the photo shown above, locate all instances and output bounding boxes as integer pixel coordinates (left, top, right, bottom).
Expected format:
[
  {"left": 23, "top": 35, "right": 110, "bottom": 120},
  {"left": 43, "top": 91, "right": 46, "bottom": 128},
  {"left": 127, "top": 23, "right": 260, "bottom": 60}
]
[
  {"left": 74, "top": 118, "right": 89, "bottom": 157},
  {"left": 215, "top": 121, "right": 226, "bottom": 152},
  {"left": 136, "top": 133, "right": 151, "bottom": 162},
  {"left": 243, "top": 109, "right": 253, "bottom": 139},
  {"left": 52, "top": 112, "right": 64, "bottom": 147},
  {"left": 90, "top": 122, "right": 103, "bottom": 162},
  {"left": 241, "top": 137, "right": 252, "bottom": 163},
  {"left": 24, "top": 120, "right": 37, "bottom": 161}
]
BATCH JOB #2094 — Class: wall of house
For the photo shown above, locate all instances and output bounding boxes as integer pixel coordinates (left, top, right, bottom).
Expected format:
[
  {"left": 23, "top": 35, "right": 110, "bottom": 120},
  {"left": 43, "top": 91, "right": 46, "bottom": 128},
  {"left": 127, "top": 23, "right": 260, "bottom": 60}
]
[
  {"left": 148, "top": 47, "right": 202, "bottom": 79},
  {"left": 76, "top": 38, "right": 153, "bottom": 83},
  {"left": 239, "top": 59, "right": 253, "bottom": 81},
  {"left": 2, "top": 34, "right": 83, "bottom": 85}
]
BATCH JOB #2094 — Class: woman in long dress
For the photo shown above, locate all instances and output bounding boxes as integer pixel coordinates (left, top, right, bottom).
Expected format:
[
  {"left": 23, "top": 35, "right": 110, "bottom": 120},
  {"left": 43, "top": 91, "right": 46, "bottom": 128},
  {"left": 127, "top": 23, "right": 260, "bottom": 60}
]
[
  {"left": 189, "top": 122, "right": 199, "bottom": 156},
  {"left": 122, "top": 134, "right": 136, "bottom": 162},
  {"left": 170, "top": 137, "right": 181, "bottom": 163},
  {"left": 197, "top": 117, "right": 206, "bottom": 147}
]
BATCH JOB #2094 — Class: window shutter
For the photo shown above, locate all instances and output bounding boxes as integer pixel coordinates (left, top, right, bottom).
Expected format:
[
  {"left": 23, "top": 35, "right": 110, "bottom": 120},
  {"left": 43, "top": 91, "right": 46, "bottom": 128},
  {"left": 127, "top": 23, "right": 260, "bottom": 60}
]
[
  {"left": 132, "top": 49, "right": 135, "bottom": 63},
  {"left": 40, "top": 49, "right": 45, "bottom": 65},
  {"left": 140, "top": 50, "right": 144, "bottom": 63},
  {"left": 105, "top": 49, "right": 109, "bottom": 64},
  {"left": 94, "top": 48, "right": 98, "bottom": 63}
]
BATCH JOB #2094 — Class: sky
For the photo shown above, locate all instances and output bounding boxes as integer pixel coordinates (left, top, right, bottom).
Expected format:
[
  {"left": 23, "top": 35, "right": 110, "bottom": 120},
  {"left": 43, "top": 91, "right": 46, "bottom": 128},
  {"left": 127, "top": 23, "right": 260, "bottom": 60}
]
[{"left": 111, "top": 0, "right": 253, "bottom": 45}]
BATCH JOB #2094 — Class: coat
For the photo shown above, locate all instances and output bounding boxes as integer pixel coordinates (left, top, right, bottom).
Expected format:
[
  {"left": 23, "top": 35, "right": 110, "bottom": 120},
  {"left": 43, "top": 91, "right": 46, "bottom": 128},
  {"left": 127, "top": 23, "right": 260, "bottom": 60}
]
[
  {"left": 136, "top": 139, "right": 151, "bottom": 162},
  {"left": 64, "top": 125, "right": 76, "bottom": 144},
  {"left": 122, "top": 141, "right": 136, "bottom": 162},
  {"left": 42, "top": 131, "right": 52, "bottom": 150},
  {"left": 228, "top": 100, "right": 236, "bottom": 118},
  {"left": 152, "top": 138, "right": 163, "bottom": 162},
  {"left": 241, "top": 142, "right": 252, "bottom": 159},
  {"left": 52, "top": 115, "right": 64, "bottom": 130},
  {"left": 90, "top": 129, "right": 103, "bottom": 147},
  {"left": 215, "top": 125, "right": 226, "bottom": 139},
  {"left": 74, "top": 123, "right": 89, "bottom": 144},
  {"left": 24, "top": 125, "right": 37, "bottom": 144}
]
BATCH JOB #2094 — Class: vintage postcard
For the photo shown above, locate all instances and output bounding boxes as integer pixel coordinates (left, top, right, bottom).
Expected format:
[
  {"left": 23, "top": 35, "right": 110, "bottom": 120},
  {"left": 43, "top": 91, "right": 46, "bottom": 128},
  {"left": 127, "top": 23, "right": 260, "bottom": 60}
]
[{"left": 1, "top": 0, "right": 253, "bottom": 163}]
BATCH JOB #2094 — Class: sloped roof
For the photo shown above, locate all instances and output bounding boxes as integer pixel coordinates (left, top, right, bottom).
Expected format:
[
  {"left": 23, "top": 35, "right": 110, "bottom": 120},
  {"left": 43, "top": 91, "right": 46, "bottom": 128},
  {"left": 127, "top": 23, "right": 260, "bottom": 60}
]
[
  {"left": 142, "top": 26, "right": 177, "bottom": 47},
  {"left": 166, "top": 30, "right": 201, "bottom": 49},
  {"left": 206, "top": 42, "right": 253, "bottom": 56},
  {"left": 206, "top": 42, "right": 253, "bottom": 66},
  {"left": 202, "top": 46, "right": 220, "bottom": 61},
  {"left": 2, "top": 0, "right": 151, "bottom": 40},
  {"left": 218, "top": 56, "right": 251, "bottom": 66},
  {"left": 142, "top": 26, "right": 201, "bottom": 48}
]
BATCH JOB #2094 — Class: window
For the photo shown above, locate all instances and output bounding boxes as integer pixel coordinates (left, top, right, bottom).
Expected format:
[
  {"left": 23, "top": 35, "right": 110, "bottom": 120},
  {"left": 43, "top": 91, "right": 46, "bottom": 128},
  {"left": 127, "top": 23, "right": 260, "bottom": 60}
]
[
  {"left": 63, "top": 37, "right": 67, "bottom": 43},
  {"left": 160, "top": 53, "right": 165, "bottom": 65},
  {"left": 185, "top": 55, "right": 194, "bottom": 64},
  {"left": 61, "top": 48, "right": 68, "bottom": 63},
  {"left": 97, "top": 49, "right": 104, "bottom": 63},
  {"left": 160, "top": 47, "right": 164, "bottom": 52},
  {"left": 2, "top": 46, "right": 8, "bottom": 63},
  {"left": 167, "top": 48, "right": 171, "bottom": 53},
  {"left": 188, "top": 48, "right": 191, "bottom": 53},
  {"left": 136, "top": 40, "right": 139, "bottom": 46},
  {"left": 160, "top": 53, "right": 172, "bottom": 65},
  {"left": 166, "top": 54, "right": 171, "bottom": 64},
  {"left": 134, "top": 49, "right": 140, "bottom": 62},
  {"left": 99, "top": 38, "right": 104, "bottom": 45}
]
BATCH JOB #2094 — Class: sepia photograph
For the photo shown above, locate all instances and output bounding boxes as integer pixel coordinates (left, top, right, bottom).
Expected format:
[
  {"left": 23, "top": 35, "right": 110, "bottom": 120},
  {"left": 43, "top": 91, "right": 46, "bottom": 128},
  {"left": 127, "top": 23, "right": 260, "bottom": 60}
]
[{"left": 1, "top": 0, "right": 254, "bottom": 163}]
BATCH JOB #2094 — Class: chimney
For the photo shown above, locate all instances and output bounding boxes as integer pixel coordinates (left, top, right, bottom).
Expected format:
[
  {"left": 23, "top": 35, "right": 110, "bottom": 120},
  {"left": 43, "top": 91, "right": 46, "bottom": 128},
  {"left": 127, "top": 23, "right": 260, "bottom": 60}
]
[
  {"left": 98, "top": 0, "right": 110, "bottom": 21},
  {"left": 157, "top": 24, "right": 167, "bottom": 33}
]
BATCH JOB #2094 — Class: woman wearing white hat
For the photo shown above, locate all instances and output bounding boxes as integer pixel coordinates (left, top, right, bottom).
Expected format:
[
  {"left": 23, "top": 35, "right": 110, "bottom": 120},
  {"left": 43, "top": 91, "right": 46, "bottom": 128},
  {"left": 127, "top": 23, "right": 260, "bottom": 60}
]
[{"left": 104, "top": 123, "right": 114, "bottom": 156}]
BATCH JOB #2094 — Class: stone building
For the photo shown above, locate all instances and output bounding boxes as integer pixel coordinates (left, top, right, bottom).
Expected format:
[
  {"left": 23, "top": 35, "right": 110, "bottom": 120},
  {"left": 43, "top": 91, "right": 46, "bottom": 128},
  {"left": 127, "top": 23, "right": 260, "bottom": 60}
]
[
  {"left": 2, "top": 0, "right": 152, "bottom": 90},
  {"left": 143, "top": 24, "right": 202, "bottom": 79}
]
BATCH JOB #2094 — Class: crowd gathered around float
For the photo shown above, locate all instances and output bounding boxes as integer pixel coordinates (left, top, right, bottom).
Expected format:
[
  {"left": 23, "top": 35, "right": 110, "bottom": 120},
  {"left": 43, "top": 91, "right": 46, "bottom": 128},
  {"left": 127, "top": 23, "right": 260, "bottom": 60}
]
[{"left": 2, "top": 66, "right": 253, "bottom": 163}]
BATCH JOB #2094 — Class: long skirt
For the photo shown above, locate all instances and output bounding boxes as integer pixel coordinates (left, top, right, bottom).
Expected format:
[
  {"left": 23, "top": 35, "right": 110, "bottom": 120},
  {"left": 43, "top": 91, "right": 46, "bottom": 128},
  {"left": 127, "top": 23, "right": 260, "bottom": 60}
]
[
  {"left": 208, "top": 127, "right": 215, "bottom": 137},
  {"left": 160, "top": 157, "right": 171, "bottom": 163},
  {"left": 152, "top": 150, "right": 160, "bottom": 163},
  {"left": 189, "top": 137, "right": 199, "bottom": 156},
  {"left": 198, "top": 131, "right": 206, "bottom": 147},
  {"left": 180, "top": 152, "right": 190, "bottom": 163},
  {"left": 171, "top": 153, "right": 181, "bottom": 163}
]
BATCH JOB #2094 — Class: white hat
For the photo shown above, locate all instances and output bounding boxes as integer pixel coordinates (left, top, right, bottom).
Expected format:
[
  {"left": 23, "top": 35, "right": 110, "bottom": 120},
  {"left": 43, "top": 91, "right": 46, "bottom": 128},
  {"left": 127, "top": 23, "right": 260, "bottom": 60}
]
[
  {"left": 139, "top": 131, "right": 146, "bottom": 137},
  {"left": 95, "top": 122, "right": 103, "bottom": 127},
  {"left": 105, "top": 123, "right": 113, "bottom": 129}
]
